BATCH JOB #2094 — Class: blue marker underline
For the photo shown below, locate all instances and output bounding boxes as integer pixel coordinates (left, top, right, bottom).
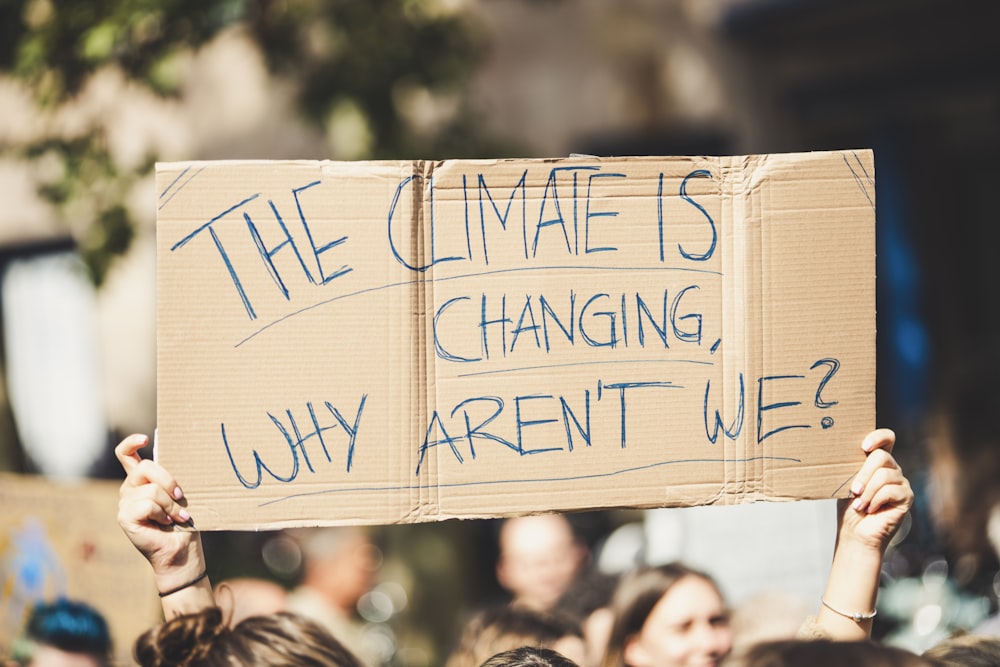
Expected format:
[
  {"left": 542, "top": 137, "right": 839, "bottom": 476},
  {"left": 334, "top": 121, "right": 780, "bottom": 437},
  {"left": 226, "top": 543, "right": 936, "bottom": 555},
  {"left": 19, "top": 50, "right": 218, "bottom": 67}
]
[
  {"left": 234, "top": 263, "right": 723, "bottom": 348},
  {"left": 256, "top": 454, "right": 801, "bottom": 507}
]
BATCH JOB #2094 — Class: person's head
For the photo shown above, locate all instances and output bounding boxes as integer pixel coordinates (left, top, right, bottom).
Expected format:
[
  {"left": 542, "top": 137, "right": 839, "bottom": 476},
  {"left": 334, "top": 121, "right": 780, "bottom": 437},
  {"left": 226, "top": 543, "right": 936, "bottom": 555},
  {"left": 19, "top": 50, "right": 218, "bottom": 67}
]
[
  {"left": 553, "top": 570, "right": 620, "bottom": 667},
  {"left": 727, "top": 591, "right": 811, "bottom": 662},
  {"left": 497, "top": 514, "right": 588, "bottom": 612},
  {"left": 927, "top": 354, "right": 1000, "bottom": 566},
  {"left": 289, "top": 526, "right": 379, "bottom": 613},
  {"left": 601, "top": 563, "right": 730, "bottom": 667},
  {"left": 922, "top": 632, "right": 1000, "bottom": 667},
  {"left": 133, "top": 606, "right": 362, "bottom": 667},
  {"left": 10, "top": 598, "right": 111, "bottom": 667},
  {"left": 446, "top": 605, "right": 585, "bottom": 667},
  {"left": 479, "top": 646, "right": 580, "bottom": 667},
  {"left": 738, "top": 639, "right": 935, "bottom": 667},
  {"left": 214, "top": 577, "right": 288, "bottom": 625}
]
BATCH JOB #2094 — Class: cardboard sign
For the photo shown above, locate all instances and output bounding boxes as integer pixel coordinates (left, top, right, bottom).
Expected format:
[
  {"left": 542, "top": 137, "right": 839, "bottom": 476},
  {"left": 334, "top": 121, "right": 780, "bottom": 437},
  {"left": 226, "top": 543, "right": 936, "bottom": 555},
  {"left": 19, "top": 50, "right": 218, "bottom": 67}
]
[
  {"left": 0, "top": 474, "right": 160, "bottom": 662},
  {"left": 156, "top": 150, "right": 876, "bottom": 531}
]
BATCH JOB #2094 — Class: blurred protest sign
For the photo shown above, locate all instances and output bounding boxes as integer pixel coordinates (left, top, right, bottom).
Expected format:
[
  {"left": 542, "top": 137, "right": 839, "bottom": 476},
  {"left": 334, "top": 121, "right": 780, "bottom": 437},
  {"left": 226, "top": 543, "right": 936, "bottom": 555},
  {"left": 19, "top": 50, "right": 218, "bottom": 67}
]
[
  {"left": 155, "top": 150, "right": 876, "bottom": 530},
  {"left": 0, "top": 473, "right": 159, "bottom": 663}
]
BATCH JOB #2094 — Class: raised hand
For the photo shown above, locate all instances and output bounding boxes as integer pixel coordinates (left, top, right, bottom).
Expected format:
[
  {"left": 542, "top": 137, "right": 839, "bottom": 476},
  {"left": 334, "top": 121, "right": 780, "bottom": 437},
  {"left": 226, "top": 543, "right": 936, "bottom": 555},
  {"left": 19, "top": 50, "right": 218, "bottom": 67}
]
[{"left": 116, "top": 433, "right": 212, "bottom": 618}]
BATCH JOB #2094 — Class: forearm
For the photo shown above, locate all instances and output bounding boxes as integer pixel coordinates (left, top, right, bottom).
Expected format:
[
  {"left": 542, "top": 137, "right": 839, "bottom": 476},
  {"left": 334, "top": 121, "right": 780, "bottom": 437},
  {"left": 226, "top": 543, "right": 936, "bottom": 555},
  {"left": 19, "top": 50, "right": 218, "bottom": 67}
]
[
  {"left": 151, "top": 532, "right": 214, "bottom": 619},
  {"left": 811, "top": 428, "right": 911, "bottom": 640},
  {"left": 815, "top": 528, "right": 883, "bottom": 640}
]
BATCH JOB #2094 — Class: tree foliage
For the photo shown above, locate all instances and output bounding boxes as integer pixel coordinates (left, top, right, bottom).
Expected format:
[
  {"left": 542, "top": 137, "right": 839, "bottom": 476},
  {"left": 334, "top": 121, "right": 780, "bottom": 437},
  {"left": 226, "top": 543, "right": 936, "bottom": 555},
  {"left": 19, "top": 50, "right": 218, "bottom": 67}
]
[{"left": 1, "top": 0, "right": 501, "bottom": 284}]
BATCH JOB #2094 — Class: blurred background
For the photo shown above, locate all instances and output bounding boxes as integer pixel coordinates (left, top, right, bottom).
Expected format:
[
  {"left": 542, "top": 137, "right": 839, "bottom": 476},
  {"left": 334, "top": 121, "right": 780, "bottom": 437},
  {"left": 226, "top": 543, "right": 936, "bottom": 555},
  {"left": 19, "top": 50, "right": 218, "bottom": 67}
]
[{"left": 1, "top": 0, "right": 999, "bottom": 663}]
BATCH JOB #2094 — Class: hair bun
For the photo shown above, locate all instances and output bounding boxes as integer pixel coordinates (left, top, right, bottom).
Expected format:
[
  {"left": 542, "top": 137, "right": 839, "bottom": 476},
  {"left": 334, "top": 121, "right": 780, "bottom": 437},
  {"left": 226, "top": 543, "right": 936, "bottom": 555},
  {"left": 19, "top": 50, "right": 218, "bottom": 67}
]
[{"left": 135, "top": 607, "right": 229, "bottom": 667}]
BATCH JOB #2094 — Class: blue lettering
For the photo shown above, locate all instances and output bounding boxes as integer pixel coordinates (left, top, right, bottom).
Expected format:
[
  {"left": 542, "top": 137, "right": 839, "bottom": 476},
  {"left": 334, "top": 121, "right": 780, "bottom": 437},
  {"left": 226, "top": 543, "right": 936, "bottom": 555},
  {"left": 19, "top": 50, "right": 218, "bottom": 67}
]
[
  {"left": 757, "top": 375, "right": 810, "bottom": 443},
  {"left": 678, "top": 169, "right": 716, "bottom": 261},
  {"left": 703, "top": 374, "right": 745, "bottom": 444}
]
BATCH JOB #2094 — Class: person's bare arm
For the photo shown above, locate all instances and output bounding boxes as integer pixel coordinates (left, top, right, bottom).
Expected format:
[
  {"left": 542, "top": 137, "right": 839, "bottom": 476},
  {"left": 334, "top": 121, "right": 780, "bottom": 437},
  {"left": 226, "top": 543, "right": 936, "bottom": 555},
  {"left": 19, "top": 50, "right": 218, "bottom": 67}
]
[
  {"left": 116, "top": 433, "right": 214, "bottom": 619},
  {"left": 815, "top": 428, "right": 913, "bottom": 639}
]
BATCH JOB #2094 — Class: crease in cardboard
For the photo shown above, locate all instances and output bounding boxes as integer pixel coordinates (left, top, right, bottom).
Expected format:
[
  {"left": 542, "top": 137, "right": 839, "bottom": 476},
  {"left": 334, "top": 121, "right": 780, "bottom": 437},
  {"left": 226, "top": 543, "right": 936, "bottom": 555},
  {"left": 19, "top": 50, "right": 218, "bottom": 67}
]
[
  {"left": 411, "top": 159, "right": 434, "bottom": 523},
  {"left": 422, "top": 158, "right": 442, "bottom": 522}
]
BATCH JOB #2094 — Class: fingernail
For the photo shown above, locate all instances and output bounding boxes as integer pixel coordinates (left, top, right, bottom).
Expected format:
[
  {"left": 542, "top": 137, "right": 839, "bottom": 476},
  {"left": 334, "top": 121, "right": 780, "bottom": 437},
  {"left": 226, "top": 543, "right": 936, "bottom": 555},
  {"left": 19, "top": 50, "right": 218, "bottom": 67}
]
[
  {"left": 173, "top": 486, "right": 184, "bottom": 500},
  {"left": 179, "top": 509, "right": 191, "bottom": 522},
  {"left": 850, "top": 481, "right": 863, "bottom": 496},
  {"left": 852, "top": 498, "right": 864, "bottom": 512}
]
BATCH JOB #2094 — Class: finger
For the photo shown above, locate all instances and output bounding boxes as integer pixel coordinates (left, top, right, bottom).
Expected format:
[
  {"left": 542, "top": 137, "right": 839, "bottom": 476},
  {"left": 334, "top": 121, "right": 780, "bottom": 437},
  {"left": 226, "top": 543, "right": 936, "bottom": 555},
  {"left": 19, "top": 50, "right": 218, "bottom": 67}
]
[
  {"left": 861, "top": 428, "right": 896, "bottom": 454},
  {"left": 120, "top": 458, "right": 185, "bottom": 505},
  {"left": 852, "top": 466, "right": 900, "bottom": 512},
  {"left": 866, "top": 478, "right": 913, "bottom": 515},
  {"left": 849, "top": 448, "right": 895, "bottom": 497},
  {"left": 115, "top": 434, "right": 150, "bottom": 474},
  {"left": 122, "top": 484, "right": 191, "bottom": 525},
  {"left": 119, "top": 494, "right": 175, "bottom": 528}
]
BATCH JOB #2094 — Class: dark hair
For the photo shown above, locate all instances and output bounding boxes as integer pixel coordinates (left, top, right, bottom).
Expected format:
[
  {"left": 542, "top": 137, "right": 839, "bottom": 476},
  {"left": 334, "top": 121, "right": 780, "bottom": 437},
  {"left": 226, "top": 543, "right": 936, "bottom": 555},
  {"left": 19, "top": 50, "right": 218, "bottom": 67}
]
[
  {"left": 479, "top": 646, "right": 580, "bottom": 667},
  {"left": 554, "top": 569, "right": 620, "bottom": 623},
  {"left": 741, "top": 639, "right": 936, "bottom": 667},
  {"left": 601, "top": 563, "right": 724, "bottom": 667},
  {"left": 929, "top": 355, "right": 1000, "bottom": 563},
  {"left": 12, "top": 598, "right": 112, "bottom": 666},
  {"left": 446, "top": 604, "right": 582, "bottom": 667},
  {"left": 134, "top": 606, "right": 363, "bottom": 667}
]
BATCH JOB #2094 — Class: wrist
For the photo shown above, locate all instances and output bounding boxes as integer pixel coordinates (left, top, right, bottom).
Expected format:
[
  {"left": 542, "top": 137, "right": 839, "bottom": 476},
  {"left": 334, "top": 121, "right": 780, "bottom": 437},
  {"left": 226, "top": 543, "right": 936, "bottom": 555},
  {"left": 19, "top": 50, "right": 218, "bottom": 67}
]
[
  {"left": 821, "top": 597, "right": 877, "bottom": 623},
  {"left": 837, "top": 518, "right": 891, "bottom": 555},
  {"left": 831, "top": 533, "right": 885, "bottom": 581},
  {"left": 821, "top": 533, "right": 883, "bottom": 638},
  {"left": 152, "top": 557, "right": 207, "bottom": 595},
  {"left": 158, "top": 569, "right": 208, "bottom": 597},
  {"left": 149, "top": 535, "right": 207, "bottom": 592},
  {"left": 150, "top": 538, "right": 214, "bottom": 620}
]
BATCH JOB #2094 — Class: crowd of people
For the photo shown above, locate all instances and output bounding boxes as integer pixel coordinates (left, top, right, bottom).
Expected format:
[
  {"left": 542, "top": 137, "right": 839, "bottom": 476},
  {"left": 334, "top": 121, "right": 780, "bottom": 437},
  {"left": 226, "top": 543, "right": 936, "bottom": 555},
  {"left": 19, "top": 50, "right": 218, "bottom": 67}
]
[{"left": 8, "top": 428, "right": 1000, "bottom": 667}]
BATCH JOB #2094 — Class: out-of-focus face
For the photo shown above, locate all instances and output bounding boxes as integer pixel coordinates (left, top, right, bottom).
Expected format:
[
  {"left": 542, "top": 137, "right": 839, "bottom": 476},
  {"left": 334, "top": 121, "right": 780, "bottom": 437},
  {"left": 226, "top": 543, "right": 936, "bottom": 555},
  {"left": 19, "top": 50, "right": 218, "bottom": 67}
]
[
  {"left": 308, "top": 529, "right": 380, "bottom": 610},
  {"left": 496, "top": 515, "right": 585, "bottom": 612},
  {"left": 26, "top": 646, "right": 103, "bottom": 667},
  {"left": 623, "top": 575, "right": 732, "bottom": 667}
]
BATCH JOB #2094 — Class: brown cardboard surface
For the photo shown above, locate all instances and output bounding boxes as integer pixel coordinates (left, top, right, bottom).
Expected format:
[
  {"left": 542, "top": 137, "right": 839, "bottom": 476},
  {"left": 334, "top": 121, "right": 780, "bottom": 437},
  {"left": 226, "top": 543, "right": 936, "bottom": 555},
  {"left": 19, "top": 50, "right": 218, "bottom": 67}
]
[
  {"left": 155, "top": 150, "right": 876, "bottom": 531},
  {"left": 0, "top": 474, "right": 159, "bottom": 663}
]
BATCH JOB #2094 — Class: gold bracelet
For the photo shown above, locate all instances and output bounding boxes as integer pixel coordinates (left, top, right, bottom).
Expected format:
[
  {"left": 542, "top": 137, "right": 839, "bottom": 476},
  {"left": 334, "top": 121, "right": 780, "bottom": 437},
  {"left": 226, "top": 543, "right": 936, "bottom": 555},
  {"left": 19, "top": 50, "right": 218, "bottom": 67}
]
[
  {"left": 821, "top": 598, "right": 877, "bottom": 622},
  {"left": 158, "top": 569, "right": 209, "bottom": 598}
]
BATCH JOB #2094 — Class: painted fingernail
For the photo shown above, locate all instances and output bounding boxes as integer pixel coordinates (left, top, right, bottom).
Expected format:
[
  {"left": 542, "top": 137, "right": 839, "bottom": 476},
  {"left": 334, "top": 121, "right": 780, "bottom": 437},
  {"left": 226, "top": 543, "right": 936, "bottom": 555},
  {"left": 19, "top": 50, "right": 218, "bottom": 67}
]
[
  {"left": 850, "top": 481, "right": 863, "bottom": 496},
  {"left": 178, "top": 509, "right": 191, "bottom": 522},
  {"left": 173, "top": 486, "right": 184, "bottom": 500},
  {"left": 852, "top": 498, "right": 864, "bottom": 512}
]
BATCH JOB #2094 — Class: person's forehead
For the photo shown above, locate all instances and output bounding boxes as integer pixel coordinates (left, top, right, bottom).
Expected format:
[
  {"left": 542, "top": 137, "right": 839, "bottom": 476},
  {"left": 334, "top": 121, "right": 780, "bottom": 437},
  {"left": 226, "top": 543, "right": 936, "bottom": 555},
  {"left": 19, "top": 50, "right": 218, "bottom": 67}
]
[
  {"left": 27, "top": 645, "right": 103, "bottom": 667},
  {"left": 502, "top": 515, "right": 574, "bottom": 548},
  {"left": 646, "top": 576, "right": 725, "bottom": 624}
]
